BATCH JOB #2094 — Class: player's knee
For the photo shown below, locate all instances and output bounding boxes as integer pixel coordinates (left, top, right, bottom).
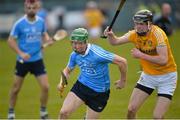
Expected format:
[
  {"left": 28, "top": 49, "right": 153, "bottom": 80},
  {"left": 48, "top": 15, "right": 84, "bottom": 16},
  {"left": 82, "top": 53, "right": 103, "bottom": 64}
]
[
  {"left": 42, "top": 84, "right": 49, "bottom": 92},
  {"left": 128, "top": 104, "right": 138, "bottom": 114},
  {"left": 59, "top": 109, "right": 71, "bottom": 118}
]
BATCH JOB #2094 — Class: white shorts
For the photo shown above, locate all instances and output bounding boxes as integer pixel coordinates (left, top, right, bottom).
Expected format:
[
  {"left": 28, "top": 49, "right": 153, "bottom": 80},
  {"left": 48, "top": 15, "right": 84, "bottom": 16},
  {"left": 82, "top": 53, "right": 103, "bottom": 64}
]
[{"left": 137, "top": 72, "right": 177, "bottom": 96}]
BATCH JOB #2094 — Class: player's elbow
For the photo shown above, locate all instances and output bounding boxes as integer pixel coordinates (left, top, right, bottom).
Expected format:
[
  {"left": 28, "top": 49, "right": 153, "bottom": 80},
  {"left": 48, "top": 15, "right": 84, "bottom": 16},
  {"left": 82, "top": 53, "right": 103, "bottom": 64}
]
[
  {"left": 159, "top": 57, "right": 168, "bottom": 65},
  {"left": 122, "top": 58, "right": 128, "bottom": 66},
  {"left": 7, "top": 36, "right": 13, "bottom": 46},
  {"left": 159, "top": 60, "right": 168, "bottom": 66},
  {"left": 113, "top": 55, "right": 128, "bottom": 68},
  {"left": 7, "top": 37, "right": 11, "bottom": 45},
  {"left": 119, "top": 58, "right": 128, "bottom": 70}
]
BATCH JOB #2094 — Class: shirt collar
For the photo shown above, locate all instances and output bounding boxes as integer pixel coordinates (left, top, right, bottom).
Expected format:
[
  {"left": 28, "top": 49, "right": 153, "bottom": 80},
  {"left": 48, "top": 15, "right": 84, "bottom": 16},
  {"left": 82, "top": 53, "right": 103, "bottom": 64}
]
[
  {"left": 24, "top": 15, "right": 38, "bottom": 24},
  {"left": 80, "top": 43, "right": 91, "bottom": 57}
]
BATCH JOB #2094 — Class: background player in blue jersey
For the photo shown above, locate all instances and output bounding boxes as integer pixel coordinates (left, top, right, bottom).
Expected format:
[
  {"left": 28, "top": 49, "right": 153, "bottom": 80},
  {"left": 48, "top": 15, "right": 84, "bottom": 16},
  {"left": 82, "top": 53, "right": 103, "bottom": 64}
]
[
  {"left": 36, "top": 0, "right": 49, "bottom": 30},
  {"left": 57, "top": 28, "right": 127, "bottom": 119},
  {"left": 36, "top": 0, "right": 47, "bottom": 20},
  {"left": 7, "top": 0, "right": 53, "bottom": 119}
]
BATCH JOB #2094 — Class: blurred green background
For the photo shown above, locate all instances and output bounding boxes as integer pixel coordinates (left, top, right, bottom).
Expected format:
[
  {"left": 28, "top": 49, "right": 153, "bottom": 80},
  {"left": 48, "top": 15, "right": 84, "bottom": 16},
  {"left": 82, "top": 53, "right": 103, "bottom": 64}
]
[{"left": 0, "top": 31, "right": 179, "bottom": 119}]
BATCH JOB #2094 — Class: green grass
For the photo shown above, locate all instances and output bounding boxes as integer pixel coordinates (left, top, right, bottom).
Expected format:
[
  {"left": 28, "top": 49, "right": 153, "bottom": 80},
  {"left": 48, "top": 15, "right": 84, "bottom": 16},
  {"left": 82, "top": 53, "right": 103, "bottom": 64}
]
[{"left": 0, "top": 30, "right": 180, "bottom": 119}]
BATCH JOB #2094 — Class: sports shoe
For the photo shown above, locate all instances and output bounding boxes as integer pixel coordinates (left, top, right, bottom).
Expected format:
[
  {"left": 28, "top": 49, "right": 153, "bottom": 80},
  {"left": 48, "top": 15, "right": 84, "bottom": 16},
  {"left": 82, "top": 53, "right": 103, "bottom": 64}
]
[
  {"left": 7, "top": 112, "right": 15, "bottom": 120},
  {"left": 40, "top": 111, "right": 48, "bottom": 119}
]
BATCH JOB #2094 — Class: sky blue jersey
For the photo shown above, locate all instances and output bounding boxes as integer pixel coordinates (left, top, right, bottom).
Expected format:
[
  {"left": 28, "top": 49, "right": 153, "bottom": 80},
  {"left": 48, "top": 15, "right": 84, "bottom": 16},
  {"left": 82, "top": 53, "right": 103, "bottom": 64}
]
[
  {"left": 68, "top": 44, "right": 115, "bottom": 92},
  {"left": 37, "top": 9, "right": 47, "bottom": 20},
  {"left": 10, "top": 15, "right": 47, "bottom": 62}
]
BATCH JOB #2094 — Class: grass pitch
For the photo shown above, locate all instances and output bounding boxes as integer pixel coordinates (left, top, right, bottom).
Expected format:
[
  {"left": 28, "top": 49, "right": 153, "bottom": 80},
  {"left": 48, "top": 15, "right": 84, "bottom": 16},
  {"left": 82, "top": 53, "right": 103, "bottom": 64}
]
[{"left": 0, "top": 31, "right": 180, "bottom": 119}]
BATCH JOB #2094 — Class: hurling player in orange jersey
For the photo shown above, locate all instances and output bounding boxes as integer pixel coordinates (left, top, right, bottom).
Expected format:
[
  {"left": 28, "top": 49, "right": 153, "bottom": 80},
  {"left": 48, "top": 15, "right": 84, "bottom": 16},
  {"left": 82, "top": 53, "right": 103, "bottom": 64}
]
[{"left": 104, "top": 9, "right": 177, "bottom": 119}]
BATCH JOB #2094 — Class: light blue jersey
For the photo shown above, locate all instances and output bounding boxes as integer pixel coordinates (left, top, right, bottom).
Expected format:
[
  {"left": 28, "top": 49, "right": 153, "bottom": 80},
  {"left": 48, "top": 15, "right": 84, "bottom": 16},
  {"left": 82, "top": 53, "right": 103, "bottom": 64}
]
[
  {"left": 37, "top": 9, "right": 47, "bottom": 20},
  {"left": 68, "top": 44, "right": 115, "bottom": 92},
  {"left": 10, "top": 15, "right": 47, "bottom": 62}
]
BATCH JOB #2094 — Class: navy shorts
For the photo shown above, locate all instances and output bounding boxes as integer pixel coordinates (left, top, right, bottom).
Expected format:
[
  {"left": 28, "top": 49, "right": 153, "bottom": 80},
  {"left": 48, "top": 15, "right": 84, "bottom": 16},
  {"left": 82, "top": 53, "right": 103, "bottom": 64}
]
[
  {"left": 71, "top": 80, "right": 110, "bottom": 112},
  {"left": 15, "top": 59, "right": 46, "bottom": 77}
]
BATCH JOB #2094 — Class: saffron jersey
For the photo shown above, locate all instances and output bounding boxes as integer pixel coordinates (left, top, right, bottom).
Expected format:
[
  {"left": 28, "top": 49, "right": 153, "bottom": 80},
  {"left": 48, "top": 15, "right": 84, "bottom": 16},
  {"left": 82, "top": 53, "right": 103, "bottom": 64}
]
[{"left": 127, "top": 25, "right": 176, "bottom": 75}]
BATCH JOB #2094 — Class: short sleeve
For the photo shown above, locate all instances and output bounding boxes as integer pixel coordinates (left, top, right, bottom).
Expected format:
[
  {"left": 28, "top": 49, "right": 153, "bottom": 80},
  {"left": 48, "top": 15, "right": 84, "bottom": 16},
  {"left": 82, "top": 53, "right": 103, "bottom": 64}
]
[
  {"left": 67, "top": 52, "right": 77, "bottom": 70},
  {"left": 10, "top": 22, "right": 20, "bottom": 38},
  {"left": 126, "top": 30, "right": 136, "bottom": 43},
  {"left": 91, "top": 45, "right": 115, "bottom": 63}
]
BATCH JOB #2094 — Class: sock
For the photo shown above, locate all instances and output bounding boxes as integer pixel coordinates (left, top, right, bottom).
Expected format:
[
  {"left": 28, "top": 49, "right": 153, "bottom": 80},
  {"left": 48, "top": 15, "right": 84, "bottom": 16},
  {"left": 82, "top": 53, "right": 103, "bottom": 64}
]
[
  {"left": 8, "top": 108, "right": 14, "bottom": 113},
  {"left": 40, "top": 106, "right": 47, "bottom": 112},
  {"left": 40, "top": 106, "right": 48, "bottom": 119}
]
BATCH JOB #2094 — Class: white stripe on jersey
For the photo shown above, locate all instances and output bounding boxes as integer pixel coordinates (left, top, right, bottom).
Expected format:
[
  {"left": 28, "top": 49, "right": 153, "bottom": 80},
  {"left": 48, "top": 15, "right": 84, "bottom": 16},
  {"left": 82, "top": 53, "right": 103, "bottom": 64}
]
[
  {"left": 11, "top": 16, "right": 26, "bottom": 37},
  {"left": 91, "top": 45, "right": 113, "bottom": 61}
]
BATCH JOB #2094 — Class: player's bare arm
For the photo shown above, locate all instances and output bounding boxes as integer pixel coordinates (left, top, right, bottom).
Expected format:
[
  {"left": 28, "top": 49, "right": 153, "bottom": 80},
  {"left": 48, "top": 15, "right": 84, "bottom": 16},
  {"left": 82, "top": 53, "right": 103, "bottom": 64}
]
[
  {"left": 131, "top": 45, "right": 168, "bottom": 65},
  {"left": 112, "top": 54, "right": 127, "bottom": 89},
  {"left": 104, "top": 27, "right": 130, "bottom": 45},
  {"left": 62, "top": 66, "right": 72, "bottom": 79},
  {"left": 7, "top": 36, "right": 30, "bottom": 60},
  {"left": 42, "top": 32, "right": 53, "bottom": 45}
]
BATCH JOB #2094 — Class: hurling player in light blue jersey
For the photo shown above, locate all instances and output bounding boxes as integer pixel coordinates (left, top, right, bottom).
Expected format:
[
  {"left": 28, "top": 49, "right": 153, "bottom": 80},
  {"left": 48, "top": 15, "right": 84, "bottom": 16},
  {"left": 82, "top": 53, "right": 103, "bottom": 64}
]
[
  {"left": 36, "top": 0, "right": 49, "bottom": 28},
  {"left": 57, "top": 28, "right": 127, "bottom": 119},
  {"left": 7, "top": 0, "right": 53, "bottom": 119},
  {"left": 36, "top": 0, "right": 47, "bottom": 20}
]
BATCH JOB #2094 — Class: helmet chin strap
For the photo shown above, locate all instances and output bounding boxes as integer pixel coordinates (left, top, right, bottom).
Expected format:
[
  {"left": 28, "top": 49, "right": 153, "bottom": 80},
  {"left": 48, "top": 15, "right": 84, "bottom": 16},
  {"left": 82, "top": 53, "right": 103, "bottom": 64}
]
[{"left": 147, "top": 21, "right": 151, "bottom": 30}]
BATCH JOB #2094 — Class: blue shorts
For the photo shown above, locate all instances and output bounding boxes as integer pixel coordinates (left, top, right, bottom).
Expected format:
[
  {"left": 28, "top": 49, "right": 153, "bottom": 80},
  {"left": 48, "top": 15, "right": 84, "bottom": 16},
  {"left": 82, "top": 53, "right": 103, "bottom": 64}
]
[
  {"left": 15, "top": 59, "right": 46, "bottom": 77},
  {"left": 71, "top": 80, "right": 110, "bottom": 112}
]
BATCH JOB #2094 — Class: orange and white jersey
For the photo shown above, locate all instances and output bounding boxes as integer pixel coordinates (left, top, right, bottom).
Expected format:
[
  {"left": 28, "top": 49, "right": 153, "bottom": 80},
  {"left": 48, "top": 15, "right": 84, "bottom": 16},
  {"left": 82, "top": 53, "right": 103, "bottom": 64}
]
[{"left": 126, "top": 25, "right": 177, "bottom": 75}]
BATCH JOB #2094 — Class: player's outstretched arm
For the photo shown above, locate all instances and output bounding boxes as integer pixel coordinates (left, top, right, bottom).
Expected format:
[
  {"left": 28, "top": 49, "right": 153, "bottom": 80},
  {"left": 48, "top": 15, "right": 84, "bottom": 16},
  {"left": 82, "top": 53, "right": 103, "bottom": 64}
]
[{"left": 104, "top": 27, "right": 130, "bottom": 45}]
